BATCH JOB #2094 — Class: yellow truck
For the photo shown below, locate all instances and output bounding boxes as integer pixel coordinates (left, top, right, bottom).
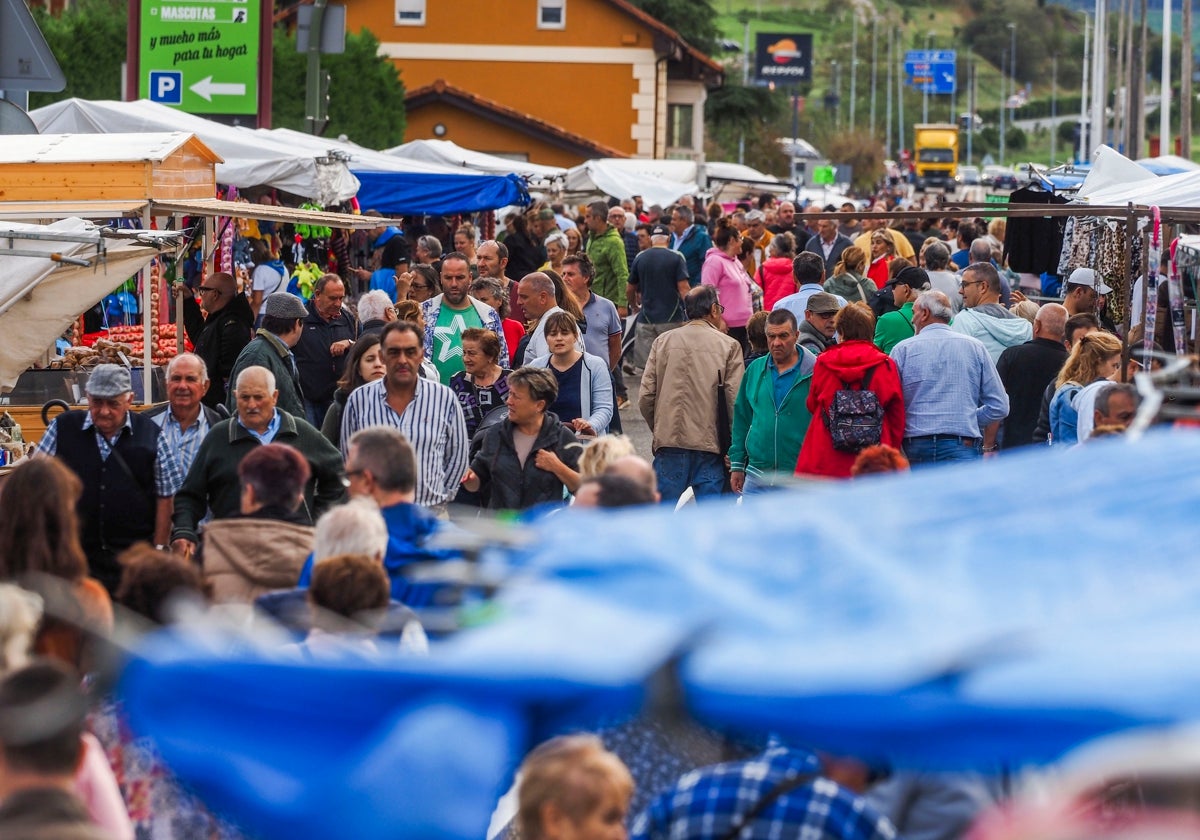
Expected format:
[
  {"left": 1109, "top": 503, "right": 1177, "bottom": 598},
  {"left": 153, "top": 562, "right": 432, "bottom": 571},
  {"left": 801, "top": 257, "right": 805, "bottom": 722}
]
[{"left": 913, "top": 123, "right": 959, "bottom": 191}]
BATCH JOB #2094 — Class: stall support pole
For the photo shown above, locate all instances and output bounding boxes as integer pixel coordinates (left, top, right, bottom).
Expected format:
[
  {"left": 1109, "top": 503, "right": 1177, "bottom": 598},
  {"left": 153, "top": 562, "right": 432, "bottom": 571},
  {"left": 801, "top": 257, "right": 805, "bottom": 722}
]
[
  {"left": 142, "top": 206, "right": 153, "bottom": 403},
  {"left": 1121, "top": 203, "right": 1135, "bottom": 372},
  {"left": 1139, "top": 228, "right": 1151, "bottom": 348},
  {"left": 175, "top": 214, "right": 184, "bottom": 357}
]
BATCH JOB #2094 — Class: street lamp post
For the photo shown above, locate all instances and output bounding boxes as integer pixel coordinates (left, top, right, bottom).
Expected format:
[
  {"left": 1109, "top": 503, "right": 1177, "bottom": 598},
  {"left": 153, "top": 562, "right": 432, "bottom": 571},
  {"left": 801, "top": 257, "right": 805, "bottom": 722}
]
[
  {"left": 1007, "top": 22, "right": 1017, "bottom": 165},
  {"left": 850, "top": 13, "right": 858, "bottom": 131},
  {"left": 1051, "top": 53, "right": 1058, "bottom": 164},
  {"left": 923, "top": 31, "right": 934, "bottom": 123}
]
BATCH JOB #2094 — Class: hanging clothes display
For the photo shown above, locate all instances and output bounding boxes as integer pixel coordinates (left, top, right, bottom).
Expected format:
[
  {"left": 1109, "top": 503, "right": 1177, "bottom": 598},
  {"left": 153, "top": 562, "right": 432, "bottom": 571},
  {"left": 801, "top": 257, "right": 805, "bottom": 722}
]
[
  {"left": 1003, "top": 187, "right": 1069, "bottom": 274},
  {"left": 1056, "top": 216, "right": 1143, "bottom": 331}
]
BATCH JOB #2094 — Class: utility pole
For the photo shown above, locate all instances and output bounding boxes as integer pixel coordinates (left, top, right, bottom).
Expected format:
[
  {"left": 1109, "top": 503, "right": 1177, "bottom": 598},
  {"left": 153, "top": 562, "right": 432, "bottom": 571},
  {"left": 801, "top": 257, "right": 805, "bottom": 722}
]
[
  {"left": 967, "top": 55, "right": 975, "bottom": 165},
  {"left": 1115, "top": 0, "right": 1127, "bottom": 150},
  {"left": 886, "top": 24, "right": 893, "bottom": 157},
  {"left": 923, "top": 31, "right": 933, "bottom": 123},
  {"left": 898, "top": 28, "right": 905, "bottom": 160},
  {"left": 850, "top": 12, "right": 858, "bottom": 132},
  {"left": 1081, "top": 12, "right": 1090, "bottom": 162},
  {"left": 1051, "top": 53, "right": 1059, "bottom": 164},
  {"left": 1136, "top": 0, "right": 1148, "bottom": 158},
  {"left": 870, "top": 16, "right": 878, "bottom": 136},
  {"left": 1090, "top": 0, "right": 1106, "bottom": 156},
  {"left": 1183, "top": 0, "right": 1192, "bottom": 157},
  {"left": 1161, "top": 0, "right": 1172, "bottom": 155},
  {"left": 739, "top": 16, "right": 749, "bottom": 165},
  {"left": 1000, "top": 52, "right": 1007, "bottom": 165}
]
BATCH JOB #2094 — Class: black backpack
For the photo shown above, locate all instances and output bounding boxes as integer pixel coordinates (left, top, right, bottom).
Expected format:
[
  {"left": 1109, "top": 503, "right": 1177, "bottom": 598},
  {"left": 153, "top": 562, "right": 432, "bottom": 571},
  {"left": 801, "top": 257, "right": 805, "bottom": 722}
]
[{"left": 825, "top": 365, "right": 885, "bottom": 452}]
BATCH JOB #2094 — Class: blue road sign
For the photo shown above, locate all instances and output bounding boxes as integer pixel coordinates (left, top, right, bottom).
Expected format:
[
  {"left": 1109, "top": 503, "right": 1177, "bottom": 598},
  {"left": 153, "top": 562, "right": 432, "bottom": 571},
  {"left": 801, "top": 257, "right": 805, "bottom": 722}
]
[
  {"left": 904, "top": 49, "right": 956, "bottom": 94},
  {"left": 148, "top": 70, "right": 183, "bottom": 104}
]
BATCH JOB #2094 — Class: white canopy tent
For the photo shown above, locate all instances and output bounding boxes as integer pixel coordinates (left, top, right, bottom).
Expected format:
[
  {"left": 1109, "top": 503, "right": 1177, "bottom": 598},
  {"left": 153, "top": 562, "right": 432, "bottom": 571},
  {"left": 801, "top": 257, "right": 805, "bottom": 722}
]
[
  {"left": 0, "top": 218, "right": 176, "bottom": 392},
  {"left": 30, "top": 99, "right": 360, "bottom": 203},
  {"left": 252, "top": 128, "right": 496, "bottom": 178},
  {"left": 384, "top": 139, "right": 566, "bottom": 181},
  {"left": 1073, "top": 146, "right": 1200, "bottom": 207},
  {"left": 1075, "top": 145, "right": 1159, "bottom": 202},
  {"left": 563, "top": 158, "right": 698, "bottom": 206}
]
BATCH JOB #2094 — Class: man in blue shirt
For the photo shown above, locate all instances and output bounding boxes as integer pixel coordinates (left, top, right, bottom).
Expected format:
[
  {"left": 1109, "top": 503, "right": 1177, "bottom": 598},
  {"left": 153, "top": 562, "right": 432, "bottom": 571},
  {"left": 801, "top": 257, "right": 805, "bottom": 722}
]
[
  {"left": 891, "top": 290, "right": 1009, "bottom": 467},
  {"left": 634, "top": 742, "right": 897, "bottom": 840},
  {"left": 773, "top": 252, "right": 846, "bottom": 326}
]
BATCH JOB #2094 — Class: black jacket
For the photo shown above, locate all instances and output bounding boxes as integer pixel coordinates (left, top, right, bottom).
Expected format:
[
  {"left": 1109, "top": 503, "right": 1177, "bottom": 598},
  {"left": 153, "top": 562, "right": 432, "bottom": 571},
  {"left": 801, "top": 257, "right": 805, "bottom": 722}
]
[
  {"left": 182, "top": 292, "right": 255, "bottom": 409},
  {"left": 997, "top": 337, "right": 1068, "bottom": 449},
  {"left": 293, "top": 301, "right": 358, "bottom": 405},
  {"left": 470, "top": 412, "right": 580, "bottom": 511}
]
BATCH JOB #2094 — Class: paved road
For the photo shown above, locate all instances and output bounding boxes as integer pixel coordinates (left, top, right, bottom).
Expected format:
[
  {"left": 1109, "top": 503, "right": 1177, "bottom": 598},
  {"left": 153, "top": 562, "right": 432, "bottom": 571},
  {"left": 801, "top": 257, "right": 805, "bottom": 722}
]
[{"left": 1011, "top": 94, "right": 1161, "bottom": 133}]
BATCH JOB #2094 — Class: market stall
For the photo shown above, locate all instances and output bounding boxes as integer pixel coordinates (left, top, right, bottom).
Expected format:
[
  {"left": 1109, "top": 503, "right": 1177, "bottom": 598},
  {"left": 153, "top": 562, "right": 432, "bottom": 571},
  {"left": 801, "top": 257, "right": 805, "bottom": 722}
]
[{"left": 0, "top": 132, "right": 381, "bottom": 444}]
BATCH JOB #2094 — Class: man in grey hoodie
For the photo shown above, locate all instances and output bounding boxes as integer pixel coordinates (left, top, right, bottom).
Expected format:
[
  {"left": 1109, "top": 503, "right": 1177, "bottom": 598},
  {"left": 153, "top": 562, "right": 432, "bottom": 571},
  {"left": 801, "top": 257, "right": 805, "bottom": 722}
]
[{"left": 950, "top": 262, "right": 1031, "bottom": 363}]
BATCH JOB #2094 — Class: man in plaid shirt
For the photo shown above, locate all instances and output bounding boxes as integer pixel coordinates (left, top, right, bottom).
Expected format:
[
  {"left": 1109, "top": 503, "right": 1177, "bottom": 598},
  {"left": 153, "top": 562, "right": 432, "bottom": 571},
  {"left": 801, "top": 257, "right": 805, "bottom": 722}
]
[{"left": 632, "top": 743, "right": 898, "bottom": 840}]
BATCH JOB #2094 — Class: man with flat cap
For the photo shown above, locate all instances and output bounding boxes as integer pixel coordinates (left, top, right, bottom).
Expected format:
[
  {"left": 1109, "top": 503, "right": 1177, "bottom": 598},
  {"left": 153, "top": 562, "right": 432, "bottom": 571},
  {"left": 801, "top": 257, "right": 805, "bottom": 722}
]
[
  {"left": 873, "top": 266, "right": 932, "bottom": 354},
  {"left": 35, "top": 364, "right": 183, "bottom": 592},
  {"left": 796, "top": 291, "right": 842, "bottom": 356},
  {"left": 227, "top": 292, "right": 308, "bottom": 419}
]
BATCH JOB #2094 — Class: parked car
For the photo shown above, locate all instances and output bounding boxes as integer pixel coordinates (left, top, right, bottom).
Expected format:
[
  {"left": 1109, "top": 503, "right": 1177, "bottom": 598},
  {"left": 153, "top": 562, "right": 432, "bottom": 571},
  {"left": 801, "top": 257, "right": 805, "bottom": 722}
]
[
  {"left": 981, "top": 165, "right": 1008, "bottom": 187},
  {"left": 992, "top": 172, "right": 1019, "bottom": 191},
  {"left": 956, "top": 165, "right": 981, "bottom": 186}
]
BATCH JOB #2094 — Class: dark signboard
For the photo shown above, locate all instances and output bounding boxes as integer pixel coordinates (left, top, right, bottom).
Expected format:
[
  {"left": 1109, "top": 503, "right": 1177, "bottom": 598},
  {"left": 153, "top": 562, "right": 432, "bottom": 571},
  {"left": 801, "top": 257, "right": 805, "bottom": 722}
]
[{"left": 754, "top": 32, "right": 813, "bottom": 85}]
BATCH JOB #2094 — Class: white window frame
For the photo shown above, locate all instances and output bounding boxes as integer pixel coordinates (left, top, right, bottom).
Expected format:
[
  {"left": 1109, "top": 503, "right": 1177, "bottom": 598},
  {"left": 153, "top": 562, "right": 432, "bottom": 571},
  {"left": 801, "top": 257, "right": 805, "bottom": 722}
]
[
  {"left": 537, "top": 0, "right": 565, "bottom": 30},
  {"left": 395, "top": 0, "right": 425, "bottom": 26}
]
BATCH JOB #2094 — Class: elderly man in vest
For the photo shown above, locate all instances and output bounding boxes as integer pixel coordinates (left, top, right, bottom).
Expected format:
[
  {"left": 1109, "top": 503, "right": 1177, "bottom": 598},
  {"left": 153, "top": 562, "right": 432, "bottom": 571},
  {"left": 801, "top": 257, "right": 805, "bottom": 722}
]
[{"left": 34, "top": 364, "right": 183, "bottom": 592}]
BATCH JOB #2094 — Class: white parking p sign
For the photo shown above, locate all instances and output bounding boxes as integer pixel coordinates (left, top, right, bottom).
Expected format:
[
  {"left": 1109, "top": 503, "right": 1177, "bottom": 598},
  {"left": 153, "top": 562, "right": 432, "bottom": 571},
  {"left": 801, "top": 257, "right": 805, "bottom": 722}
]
[{"left": 149, "top": 70, "right": 182, "bottom": 104}]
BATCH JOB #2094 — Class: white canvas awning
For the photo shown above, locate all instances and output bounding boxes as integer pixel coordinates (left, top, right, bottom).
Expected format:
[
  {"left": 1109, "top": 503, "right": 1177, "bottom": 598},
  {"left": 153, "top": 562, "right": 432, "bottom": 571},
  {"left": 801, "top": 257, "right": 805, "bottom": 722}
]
[
  {"left": 384, "top": 138, "right": 566, "bottom": 181},
  {"left": 563, "top": 159, "right": 698, "bottom": 206},
  {"left": 0, "top": 218, "right": 175, "bottom": 392},
  {"left": 30, "top": 99, "right": 360, "bottom": 203}
]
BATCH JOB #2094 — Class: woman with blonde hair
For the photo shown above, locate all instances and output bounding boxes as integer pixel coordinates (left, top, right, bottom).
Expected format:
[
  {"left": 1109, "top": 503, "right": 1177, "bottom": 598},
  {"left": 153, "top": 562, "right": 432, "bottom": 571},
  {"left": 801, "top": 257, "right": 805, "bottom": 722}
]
[
  {"left": 865, "top": 229, "right": 897, "bottom": 289},
  {"left": 516, "top": 734, "right": 634, "bottom": 840},
  {"left": 454, "top": 223, "right": 478, "bottom": 266},
  {"left": 1049, "top": 331, "right": 1123, "bottom": 446},
  {"left": 824, "top": 244, "right": 876, "bottom": 304},
  {"left": 576, "top": 434, "right": 636, "bottom": 480}
]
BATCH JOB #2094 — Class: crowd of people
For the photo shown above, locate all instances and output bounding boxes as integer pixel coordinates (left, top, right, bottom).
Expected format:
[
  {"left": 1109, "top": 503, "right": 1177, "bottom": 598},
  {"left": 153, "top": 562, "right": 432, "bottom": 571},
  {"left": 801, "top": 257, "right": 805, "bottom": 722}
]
[{"left": 0, "top": 189, "right": 1179, "bottom": 839}]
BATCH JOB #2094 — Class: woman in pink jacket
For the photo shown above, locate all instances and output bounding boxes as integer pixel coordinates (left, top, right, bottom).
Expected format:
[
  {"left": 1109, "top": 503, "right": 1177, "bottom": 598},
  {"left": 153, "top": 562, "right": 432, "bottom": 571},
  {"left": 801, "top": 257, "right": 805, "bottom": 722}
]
[{"left": 701, "top": 220, "right": 755, "bottom": 352}]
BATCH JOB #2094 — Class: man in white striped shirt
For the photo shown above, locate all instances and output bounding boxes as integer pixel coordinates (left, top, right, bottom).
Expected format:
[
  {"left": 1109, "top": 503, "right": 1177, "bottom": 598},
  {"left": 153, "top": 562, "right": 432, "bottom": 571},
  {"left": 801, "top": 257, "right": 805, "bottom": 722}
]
[{"left": 340, "top": 321, "right": 469, "bottom": 511}]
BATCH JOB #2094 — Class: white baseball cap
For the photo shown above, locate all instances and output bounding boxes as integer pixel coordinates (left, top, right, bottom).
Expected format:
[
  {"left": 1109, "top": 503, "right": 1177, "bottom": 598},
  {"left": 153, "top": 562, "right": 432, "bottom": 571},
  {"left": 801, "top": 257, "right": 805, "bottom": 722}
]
[{"left": 1067, "top": 267, "right": 1113, "bottom": 295}]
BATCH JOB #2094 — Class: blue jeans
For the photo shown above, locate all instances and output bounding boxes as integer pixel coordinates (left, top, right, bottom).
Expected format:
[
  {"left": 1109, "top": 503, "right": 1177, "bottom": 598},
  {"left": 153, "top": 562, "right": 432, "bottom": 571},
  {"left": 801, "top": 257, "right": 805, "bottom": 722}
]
[
  {"left": 654, "top": 448, "right": 726, "bottom": 504},
  {"left": 742, "top": 471, "right": 784, "bottom": 496},
  {"left": 903, "top": 435, "right": 983, "bottom": 468},
  {"left": 304, "top": 399, "right": 332, "bottom": 429}
]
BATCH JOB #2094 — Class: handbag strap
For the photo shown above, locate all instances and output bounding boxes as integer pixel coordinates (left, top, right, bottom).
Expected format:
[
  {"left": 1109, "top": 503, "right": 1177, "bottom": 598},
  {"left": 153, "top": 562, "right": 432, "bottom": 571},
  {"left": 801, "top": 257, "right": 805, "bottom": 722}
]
[{"left": 720, "top": 770, "right": 819, "bottom": 840}]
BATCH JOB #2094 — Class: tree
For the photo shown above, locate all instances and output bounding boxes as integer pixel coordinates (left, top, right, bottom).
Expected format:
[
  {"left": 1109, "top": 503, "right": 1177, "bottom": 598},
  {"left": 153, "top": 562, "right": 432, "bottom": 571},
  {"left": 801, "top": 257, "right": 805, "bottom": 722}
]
[
  {"left": 625, "top": 0, "right": 719, "bottom": 55},
  {"left": 272, "top": 28, "right": 406, "bottom": 148},
  {"left": 705, "top": 83, "right": 789, "bottom": 176},
  {"left": 29, "top": 0, "right": 126, "bottom": 109}
]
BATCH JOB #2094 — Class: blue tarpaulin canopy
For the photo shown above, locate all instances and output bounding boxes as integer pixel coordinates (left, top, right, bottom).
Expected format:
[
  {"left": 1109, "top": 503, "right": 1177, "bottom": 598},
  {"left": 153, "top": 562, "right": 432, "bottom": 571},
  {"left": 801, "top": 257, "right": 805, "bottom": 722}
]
[
  {"left": 352, "top": 170, "right": 530, "bottom": 216},
  {"left": 118, "top": 430, "right": 1200, "bottom": 840}
]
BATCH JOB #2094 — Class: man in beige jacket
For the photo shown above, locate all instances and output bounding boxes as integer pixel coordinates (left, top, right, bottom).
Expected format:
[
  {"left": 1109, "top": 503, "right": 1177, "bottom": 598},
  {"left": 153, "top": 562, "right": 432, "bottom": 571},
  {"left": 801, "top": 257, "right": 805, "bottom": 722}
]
[{"left": 638, "top": 285, "right": 745, "bottom": 504}]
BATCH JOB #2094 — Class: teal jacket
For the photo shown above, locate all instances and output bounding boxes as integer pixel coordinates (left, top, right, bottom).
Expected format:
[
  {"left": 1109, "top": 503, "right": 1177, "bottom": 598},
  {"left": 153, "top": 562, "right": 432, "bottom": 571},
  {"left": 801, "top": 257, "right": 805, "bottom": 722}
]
[{"left": 729, "top": 349, "right": 817, "bottom": 478}]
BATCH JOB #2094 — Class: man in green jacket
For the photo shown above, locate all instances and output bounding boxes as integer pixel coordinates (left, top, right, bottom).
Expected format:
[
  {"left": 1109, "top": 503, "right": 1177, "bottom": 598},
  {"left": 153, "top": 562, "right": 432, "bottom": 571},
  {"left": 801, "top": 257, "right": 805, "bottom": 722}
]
[
  {"left": 584, "top": 200, "right": 630, "bottom": 315},
  {"left": 227, "top": 292, "right": 307, "bottom": 417},
  {"left": 729, "top": 309, "right": 816, "bottom": 495},
  {"left": 171, "top": 365, "right": 346, "bottom": 556},
  {"left": 873, "top": 266, "right": 931, "bottom": 354}
]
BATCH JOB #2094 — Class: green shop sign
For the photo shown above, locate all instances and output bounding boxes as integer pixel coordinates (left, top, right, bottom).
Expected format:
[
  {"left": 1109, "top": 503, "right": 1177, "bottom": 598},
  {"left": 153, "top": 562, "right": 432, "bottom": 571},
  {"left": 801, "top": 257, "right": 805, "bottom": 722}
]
[{"left": 139, "top": 0, "right": 259, "bottom": 114}]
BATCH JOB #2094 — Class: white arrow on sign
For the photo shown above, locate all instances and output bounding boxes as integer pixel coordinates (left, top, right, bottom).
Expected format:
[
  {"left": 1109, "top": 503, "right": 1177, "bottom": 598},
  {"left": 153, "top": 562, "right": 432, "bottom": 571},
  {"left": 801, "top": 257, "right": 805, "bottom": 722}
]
[{"left": 190, "top": 76, "right": 246, "bottom": 101}]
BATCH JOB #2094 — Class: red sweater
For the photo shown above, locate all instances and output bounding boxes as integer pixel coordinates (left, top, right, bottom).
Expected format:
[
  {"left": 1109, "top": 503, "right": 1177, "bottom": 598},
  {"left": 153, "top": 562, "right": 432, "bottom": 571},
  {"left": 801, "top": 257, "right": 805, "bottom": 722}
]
[
  {"left": 794, "top": 340, "right": 906, "bottom": 478},
  {"left": 866, "top": 256, "right": 891, "bottom": 289}
]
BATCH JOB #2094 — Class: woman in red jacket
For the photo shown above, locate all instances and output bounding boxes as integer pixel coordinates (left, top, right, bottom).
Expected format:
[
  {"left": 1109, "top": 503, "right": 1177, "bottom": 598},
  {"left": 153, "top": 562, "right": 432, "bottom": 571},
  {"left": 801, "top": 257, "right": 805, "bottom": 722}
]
[
  {"left": 795, "top": 302, "right": 906, "bottom": 479},
  {"left": 865, "top": 229, "right": 896, "bottom": 289},
  {"left": 757, "top": 231, "right": 797, "bottom": 311}
]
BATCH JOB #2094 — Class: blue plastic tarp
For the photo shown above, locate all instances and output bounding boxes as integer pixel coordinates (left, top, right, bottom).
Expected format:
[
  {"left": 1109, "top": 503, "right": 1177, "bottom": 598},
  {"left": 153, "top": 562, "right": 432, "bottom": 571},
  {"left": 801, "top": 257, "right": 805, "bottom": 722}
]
[
  {"left": 118, "top": 430, "right": 1200, "bottom": 838},
  {"left": 352, "top": 170, "right": 530, "bottom": 215}
]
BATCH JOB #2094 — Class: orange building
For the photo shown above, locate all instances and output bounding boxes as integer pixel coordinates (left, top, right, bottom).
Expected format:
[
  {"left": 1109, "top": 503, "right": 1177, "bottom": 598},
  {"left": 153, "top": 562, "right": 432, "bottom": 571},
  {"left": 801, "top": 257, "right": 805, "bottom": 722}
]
[{"left": 343, "top": 0, "right": 724, "bottom": 167}]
